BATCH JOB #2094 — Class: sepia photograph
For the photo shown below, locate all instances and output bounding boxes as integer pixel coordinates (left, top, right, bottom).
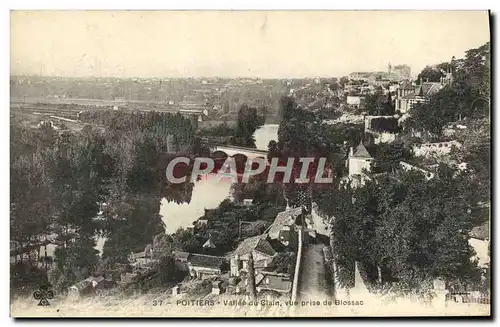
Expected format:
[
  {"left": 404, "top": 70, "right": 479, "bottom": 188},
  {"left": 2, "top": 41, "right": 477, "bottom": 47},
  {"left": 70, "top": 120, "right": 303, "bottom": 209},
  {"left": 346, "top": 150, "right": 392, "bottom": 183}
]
[{"left": 9, "top": 10, "right": 491, "bottom": 318}]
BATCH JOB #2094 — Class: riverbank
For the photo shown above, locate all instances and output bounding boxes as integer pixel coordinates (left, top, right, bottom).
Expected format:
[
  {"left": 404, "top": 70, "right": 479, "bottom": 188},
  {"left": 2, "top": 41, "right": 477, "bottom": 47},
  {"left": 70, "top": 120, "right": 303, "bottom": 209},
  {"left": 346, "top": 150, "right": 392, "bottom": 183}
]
[{"left": 160, "top": 123, "right": 279, "bottom": 232}]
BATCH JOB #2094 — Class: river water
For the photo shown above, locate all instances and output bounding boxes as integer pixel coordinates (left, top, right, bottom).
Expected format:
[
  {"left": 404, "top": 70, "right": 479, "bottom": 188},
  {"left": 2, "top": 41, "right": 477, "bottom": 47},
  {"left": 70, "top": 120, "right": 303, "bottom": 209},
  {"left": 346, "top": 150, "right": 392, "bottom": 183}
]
[{"left": 159, "top": 124, "right": 279, "bottom": 233}]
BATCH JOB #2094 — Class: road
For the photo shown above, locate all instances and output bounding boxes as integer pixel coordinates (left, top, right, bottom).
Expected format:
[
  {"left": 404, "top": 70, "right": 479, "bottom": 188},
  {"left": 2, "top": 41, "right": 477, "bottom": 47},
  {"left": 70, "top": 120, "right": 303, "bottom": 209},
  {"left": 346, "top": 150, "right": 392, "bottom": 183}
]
[{"left": 297, "top": 243, "right": 329, "bottom": 301}]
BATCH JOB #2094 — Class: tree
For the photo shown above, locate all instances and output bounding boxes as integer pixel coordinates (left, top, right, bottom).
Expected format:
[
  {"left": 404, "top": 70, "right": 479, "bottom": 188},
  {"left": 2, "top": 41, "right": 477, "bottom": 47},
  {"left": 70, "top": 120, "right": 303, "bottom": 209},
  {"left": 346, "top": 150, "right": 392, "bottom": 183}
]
[
  {"left": 416, "top": 64, "right": 447, "bottom": 83},
  {"left": 450, "top": 118, "right": 490, "bottom": 202},
  {"left": 51, "top": 236, "right": 100, "bottom": 292},
  {"left": 318, "top": 166, "right": 482, "bottom": 293},
  {"left": 171, "top": 228, "right": 203, "bottom": 253},
  {"left": 372, "top": 141, "right": 411, "bottom": 174},
  {"left": 406, "top": 42, "right": 490, "bottom": 136},
  {"left": 158, "top": 255, "right": 184, "bottom": 285},
  {"left": 102, "top": 193, "right": 165, "bottom": 263},
  {"left": 404, "top": 86, "right": 468, "bottom": 136},
  {"left": 267, "top": 140, "right": 280, "bottom": 162},
  {"left": 277, "top": 95, "right": 297, "bottom": 122},
  {"left": 339, "top": 76, "right": 349, "bottom": 88},
  {"left": 364, "top": 91, "right": 394, "bottom": 116}
]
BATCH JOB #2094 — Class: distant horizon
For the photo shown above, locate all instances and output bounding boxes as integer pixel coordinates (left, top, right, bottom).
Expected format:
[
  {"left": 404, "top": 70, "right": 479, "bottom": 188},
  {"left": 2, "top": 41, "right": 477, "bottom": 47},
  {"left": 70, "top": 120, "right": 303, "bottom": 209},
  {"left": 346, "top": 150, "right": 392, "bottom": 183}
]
[{"left": 11, "top": 11, "right": 490, "bottom": 78}]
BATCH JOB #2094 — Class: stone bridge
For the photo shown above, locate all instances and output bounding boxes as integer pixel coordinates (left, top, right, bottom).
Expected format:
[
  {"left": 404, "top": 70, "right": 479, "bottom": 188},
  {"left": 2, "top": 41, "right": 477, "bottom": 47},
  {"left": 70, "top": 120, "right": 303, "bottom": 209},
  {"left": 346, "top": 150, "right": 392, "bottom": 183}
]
[{"left": 211, "top": 145, "right": 268, "bottom": 160}]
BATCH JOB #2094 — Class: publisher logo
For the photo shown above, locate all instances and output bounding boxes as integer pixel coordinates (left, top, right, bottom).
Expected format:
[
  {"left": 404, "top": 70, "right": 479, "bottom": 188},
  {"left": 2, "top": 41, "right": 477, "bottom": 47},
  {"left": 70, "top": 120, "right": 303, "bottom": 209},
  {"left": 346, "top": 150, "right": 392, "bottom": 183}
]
[{"left": 33, "top": 285, "right": 54, "bottom": 306}]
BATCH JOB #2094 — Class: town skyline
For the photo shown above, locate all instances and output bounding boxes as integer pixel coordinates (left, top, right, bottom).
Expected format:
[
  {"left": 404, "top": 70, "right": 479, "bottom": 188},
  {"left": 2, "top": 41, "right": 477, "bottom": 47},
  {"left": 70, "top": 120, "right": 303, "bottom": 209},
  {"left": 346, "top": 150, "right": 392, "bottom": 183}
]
[{"left": 11, "top": 11, "right": 489, "bottom": 79}]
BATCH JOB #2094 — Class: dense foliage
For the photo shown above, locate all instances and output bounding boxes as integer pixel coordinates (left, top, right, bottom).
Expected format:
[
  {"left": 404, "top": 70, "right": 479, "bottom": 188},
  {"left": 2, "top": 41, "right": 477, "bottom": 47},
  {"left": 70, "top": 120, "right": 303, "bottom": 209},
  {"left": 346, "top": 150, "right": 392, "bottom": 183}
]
[
  {"left": 405, "top": 42, "right": 490, "bottom": 136},
  {"left": 11, "top": 110, "right": 199, "bottom": 292},
  {"left": 317, "top": 167, "right": 483, "bottom": 293}
]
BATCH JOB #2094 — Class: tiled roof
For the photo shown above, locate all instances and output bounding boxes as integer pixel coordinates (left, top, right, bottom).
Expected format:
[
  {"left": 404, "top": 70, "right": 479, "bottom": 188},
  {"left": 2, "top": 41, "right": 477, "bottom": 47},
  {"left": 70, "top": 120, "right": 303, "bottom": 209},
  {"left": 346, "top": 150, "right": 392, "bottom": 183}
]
[
  {"left": 416, "top": 82, "right": 442, "bottom": 97},
  {"left": 268, "top": 207, "right": 302, "bottom": 239},
  {"left": 235, "top": 273, "right": 292, "bottom": 294},
  {"left": 93, "top": 276, "right": 105, "bottom": 283},
  {"left": 69, "top": 277, "right": 94, "bottom": 291},
  {"left": 233, "top": 236, "right": 276, "bottom": 257},
  {"left": 241, "top": 220, "right": 270, "bottom": 235},
  {"left": 352, "top": 143, "right": 372, "bottom": 159},
  {"left": 256, "top": 274, "right": 292, "bottom": 293},
  {"left": 399, "top": 80, "right": 414, "bottom": 90},
  {"left": 188, "top": 254, "right": 225, "bottom": 269}
]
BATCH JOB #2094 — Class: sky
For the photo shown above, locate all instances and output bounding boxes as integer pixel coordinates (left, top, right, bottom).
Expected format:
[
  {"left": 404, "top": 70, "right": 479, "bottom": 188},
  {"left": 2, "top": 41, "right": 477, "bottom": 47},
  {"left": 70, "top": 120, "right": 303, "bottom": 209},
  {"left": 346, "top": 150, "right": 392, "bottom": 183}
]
[{"left": 10, "top": 11, "right": 490, "bottom": 78}]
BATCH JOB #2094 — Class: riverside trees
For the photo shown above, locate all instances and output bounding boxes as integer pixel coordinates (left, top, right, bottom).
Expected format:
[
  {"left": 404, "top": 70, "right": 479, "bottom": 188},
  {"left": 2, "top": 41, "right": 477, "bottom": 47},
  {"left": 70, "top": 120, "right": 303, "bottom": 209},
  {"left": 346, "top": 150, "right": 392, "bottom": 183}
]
[{"left": 10, "top": 110, "right": 199, "bottom": 292}]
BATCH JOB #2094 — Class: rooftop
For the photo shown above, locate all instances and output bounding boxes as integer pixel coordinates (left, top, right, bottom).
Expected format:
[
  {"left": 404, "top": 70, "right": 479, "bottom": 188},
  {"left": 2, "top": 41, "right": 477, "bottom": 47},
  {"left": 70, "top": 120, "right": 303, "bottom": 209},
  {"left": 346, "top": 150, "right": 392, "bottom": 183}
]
[
  {"left": 267, "top": 207, "right": 302, "bottom": 239},
  {"left": 256, "top": 273, "right": 292, "bottom": 293},
  {"left": 416, "top": 82, "right": 442, "bottom": 97},
  {"left": 188, "top": 254, "right": 226, "bottom": 269},
  {"left": 352, "top": 143, "right": 372, "bottom": 159},
  {"left": 233, "top": 235, "right": 276, "bottom": 257}
]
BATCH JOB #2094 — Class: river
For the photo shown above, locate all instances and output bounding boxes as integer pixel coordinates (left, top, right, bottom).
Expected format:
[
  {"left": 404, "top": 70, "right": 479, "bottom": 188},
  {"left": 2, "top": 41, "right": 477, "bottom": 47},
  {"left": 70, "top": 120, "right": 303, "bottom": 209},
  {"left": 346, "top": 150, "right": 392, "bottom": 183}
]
[{"left": 159, "top": 124, "right": 279, "bottom": 233}]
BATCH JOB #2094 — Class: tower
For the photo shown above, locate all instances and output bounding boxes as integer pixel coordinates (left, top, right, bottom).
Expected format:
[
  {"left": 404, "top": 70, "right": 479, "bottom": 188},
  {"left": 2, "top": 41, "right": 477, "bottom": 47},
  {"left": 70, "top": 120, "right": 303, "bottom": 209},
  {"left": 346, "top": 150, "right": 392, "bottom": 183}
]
[{"left": 388, "top": 62, "right": 392, "bottom": 74}]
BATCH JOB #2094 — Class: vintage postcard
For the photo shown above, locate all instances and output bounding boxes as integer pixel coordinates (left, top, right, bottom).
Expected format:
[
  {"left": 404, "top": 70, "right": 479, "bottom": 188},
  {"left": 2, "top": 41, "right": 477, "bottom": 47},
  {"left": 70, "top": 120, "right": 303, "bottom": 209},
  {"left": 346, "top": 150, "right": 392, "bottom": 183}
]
[{"left": 10, "top": 10, "right": 491, "bottom": 318}]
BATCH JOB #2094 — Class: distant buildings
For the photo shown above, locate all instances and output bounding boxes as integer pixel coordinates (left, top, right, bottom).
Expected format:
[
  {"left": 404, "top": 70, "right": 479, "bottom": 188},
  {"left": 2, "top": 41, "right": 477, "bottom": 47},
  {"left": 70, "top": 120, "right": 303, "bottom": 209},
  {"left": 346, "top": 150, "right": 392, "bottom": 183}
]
[
  {"left": 389, "top": 63, "right": 412, "bottom": 80},
  {"left": 395, "top": 70, "right": 453, "bottom": 113},
  {"left": 346, "top": 95, "right": 363, "bottom": 108}
]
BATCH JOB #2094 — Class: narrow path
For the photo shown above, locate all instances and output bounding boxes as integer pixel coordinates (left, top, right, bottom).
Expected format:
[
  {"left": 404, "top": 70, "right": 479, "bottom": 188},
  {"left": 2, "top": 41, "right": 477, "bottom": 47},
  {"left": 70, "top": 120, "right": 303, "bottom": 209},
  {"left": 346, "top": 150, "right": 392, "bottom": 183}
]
[{"left": 297, "top": 243, "right": 329, "bottom": 301}]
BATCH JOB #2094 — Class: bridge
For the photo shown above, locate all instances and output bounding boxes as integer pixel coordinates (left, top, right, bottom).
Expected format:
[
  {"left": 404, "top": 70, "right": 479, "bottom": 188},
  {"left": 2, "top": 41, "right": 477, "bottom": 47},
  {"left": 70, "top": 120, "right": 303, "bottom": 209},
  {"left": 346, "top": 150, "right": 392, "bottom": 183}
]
[{"left": 211, "top": 145, "right": 268, "bottom": 160}]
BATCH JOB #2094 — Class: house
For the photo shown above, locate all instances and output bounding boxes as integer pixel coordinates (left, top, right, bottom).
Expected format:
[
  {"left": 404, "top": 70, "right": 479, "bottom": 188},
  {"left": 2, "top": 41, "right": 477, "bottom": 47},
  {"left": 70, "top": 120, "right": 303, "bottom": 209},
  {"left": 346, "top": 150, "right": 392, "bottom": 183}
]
[
  {"left": 256, "top": 273, "right": 292, "bottom": 296},
  {"left": 240, "top": 220, "right": 270, "bottom": 238},
  {"left": 172, "top": 284, "right": 182, "bottom": 296},
  {"left": 68, "top": 276, "right": 114, "bottom": 298},
  {"left": 346, "top": 95, "right": 363, "bottom": 108},
  {"left": 348, "top": 142, "right": 373, "bottom": 177},
  {"left": 389, "top": 84, "right": 400, "bottom": 93},
  {"left": 343, "top": 142, "right": 374, "bottom": 189},
  {"left": 234, "top": 272, "right": 292, "bottom": 297},
  {"left": 68, "top": 278, "right": 94, "bottom": 298},
  {"left": 266, "top": 207, "right": 302, "bottom": 242},
  {"left": 187, "top": 254, "right": 226, "bottom": 279},
  {"left": 395, "top": 74, "right": 451, "bottom": 114},
  {"left": 230, "top": 236, "right": 276, "bottom": 277},
  {"left": 128, "top": 250, "right": 156, "bottom": 266}
]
